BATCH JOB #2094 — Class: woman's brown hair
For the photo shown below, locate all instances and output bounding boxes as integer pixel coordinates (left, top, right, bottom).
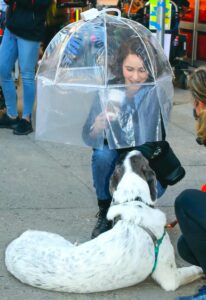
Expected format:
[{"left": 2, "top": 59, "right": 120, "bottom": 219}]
[
  {"left": 196, "top": 111, "right": 206, "bottom": 145},
  {"left": 188, "top": 66, "right": 206, "bottom": 145},
  {"left": 110, "top": 37, "right": 153, "bottom": 83},
  {"left": 188, "top": 66, "right": 206, "bottom": 104}
]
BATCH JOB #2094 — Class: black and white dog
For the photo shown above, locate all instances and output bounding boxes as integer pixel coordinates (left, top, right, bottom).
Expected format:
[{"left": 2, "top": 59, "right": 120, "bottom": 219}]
[{"left": 5, "top": 151, "right": 203, "bottom": 293}]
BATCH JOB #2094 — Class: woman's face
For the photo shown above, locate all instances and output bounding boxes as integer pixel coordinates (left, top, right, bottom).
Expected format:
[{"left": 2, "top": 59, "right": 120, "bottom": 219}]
[{"left": 122, "top": 54, "right": 149, "bottom": 91}]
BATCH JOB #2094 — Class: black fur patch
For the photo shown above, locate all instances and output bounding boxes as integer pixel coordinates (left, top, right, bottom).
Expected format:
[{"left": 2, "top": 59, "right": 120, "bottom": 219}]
[{"left": 130, "top": 154, "right": 157, "bottom": 201}]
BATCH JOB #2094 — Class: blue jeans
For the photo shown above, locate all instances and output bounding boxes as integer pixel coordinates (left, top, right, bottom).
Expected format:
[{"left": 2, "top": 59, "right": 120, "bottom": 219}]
[
  {"left": 0, "top": 28, "right": 40, "bottom": 118},
  {"left": 91, "top": 145, "right": 166, "bottom": 201}
]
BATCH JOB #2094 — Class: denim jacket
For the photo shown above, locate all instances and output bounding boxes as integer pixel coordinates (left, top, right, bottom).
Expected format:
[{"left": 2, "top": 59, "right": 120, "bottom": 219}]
[{"left": 82, "top": 85, "right": 163, "bottom": 149}]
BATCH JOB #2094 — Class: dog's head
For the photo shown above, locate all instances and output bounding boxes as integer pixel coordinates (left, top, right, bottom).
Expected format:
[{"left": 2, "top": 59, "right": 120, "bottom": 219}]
[{"left": 110, "top": 150, "right": 157, "bottom": 206}]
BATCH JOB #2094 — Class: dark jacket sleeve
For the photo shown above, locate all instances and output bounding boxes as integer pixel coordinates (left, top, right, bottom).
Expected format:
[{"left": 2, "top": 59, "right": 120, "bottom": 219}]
[
  {"left": 5, "top": 0, "right": 52, "bottom": 41},
  {"left": 11, "top": 0, "right": 52, "bottom": 10},
  {"left": 4, "top": 0, "right": 15, "bottom": 4}
]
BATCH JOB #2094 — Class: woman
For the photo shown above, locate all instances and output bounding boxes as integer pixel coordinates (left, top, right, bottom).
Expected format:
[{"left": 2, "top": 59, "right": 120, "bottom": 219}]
[
  {"left": 175, "top": 66, "right": 206, "bottom": 299},
  {"left": 83, "top": 38, "right": 171, "bottom": 239},
  {"left": 0, "top": 0, "right": 52, "bottom": 134}
]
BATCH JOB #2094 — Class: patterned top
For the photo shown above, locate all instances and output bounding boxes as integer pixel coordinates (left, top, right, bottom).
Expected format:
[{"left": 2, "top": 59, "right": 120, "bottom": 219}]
[{"left": 0, "top": 0, "right": 7, "bottom": 12}]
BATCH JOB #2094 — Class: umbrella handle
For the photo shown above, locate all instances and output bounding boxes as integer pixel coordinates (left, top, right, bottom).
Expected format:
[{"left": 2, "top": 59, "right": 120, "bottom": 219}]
[
  {"left": 101, "top": 8, "right": 121, "bottom": 19},
  {"left": 81, "top": 8, "right": 121, "bottom": 21}
]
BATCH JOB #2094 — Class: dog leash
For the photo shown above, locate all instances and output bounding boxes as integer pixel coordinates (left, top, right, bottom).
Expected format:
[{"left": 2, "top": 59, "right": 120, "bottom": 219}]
[
  {"left": 137, "top": 224, "right": 166, "bottom": 274},
  {"left": 151, "top": 219, "right": 178, "bottom": 274},
  {"left": 151, "top": 230, "right": 166, "bottom": 274},
  {"left": 165, "top": 219, "right": 178, "bottom": 229}
]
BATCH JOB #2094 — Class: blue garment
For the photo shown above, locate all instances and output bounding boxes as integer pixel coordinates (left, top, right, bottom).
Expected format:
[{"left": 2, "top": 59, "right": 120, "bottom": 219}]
[
  {"left": 92, "top": 145, "right": 119, "bottom": 200},
  {"left": 0, "top": 0, "right": 7, "bottom": 12},
  {"left": 82, "top": 85, "right": 162, "bottom": 149},
  {"left": 83, "top": 85, "right": 166, "bottom": 201},
  {"left": 113, "top": 86, "right": 160, "bottom": 147},
  {"left": 0, "top": 28, "right": 40, "bottom": 118},
  {"left": 175, "top": 285, "right": 206, "bottom": 300}
]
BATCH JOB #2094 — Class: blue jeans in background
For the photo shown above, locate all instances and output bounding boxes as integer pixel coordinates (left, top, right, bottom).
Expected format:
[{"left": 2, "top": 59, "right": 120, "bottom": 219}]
[
  {"left": 91, "top": 145, "right": 166, "bottom": 201},
  {"left": 0, "top": 28, "right": 40, "bottom": 118}
]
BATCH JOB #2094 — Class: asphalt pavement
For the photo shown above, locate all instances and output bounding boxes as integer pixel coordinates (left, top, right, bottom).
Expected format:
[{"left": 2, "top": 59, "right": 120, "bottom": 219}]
[{"left": 0, "top": 87, "right": 205, "bottom": 300}]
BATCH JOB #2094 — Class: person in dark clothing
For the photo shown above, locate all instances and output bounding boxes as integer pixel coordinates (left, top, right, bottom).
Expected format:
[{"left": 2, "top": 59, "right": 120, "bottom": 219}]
[
  {"left": 173, "top": 0, "right": 189, "bottom": 8},
  {"left": 175, "top": 190, "right": 206, "bottom": 273},
  {"left": 175, "top": 66, "right": 206, "bottom": 300},
  {"left": 0, "top": 0, "right": 52, "bottom": 135}
]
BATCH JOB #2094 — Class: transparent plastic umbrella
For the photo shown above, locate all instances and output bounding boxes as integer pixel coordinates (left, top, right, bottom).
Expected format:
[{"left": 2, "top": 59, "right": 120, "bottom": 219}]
[{"left": 36, "top": 8, "right": 174, "bottom": 149}]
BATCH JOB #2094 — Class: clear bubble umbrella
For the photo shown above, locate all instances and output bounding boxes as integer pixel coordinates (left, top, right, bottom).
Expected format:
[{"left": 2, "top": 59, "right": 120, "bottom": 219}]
[{"left": 36, "top": 8, "right": 174, "bottom": 149}]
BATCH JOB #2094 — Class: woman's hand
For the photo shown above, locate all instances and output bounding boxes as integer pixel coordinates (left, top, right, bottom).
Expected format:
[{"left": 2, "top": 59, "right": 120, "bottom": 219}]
[{"left": 90, "top": 112, "right": 107, "bottom": 138}]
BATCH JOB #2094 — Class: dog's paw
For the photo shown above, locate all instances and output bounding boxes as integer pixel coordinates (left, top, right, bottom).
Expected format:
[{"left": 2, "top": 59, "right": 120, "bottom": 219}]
[{"left": 193, "top": 266, "right": 204, "bottom": 277}]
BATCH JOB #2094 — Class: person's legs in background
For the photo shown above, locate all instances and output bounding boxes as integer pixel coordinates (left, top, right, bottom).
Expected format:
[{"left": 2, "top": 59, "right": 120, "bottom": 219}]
[
  {"left": 0, "top": 28, "right": 19, "bottom": 128},
  {"left": 156, "top": 180, "right": 167, "bottom": 198},
  {"left": 13, "top": 35, "right": 40, "bottom": 135},
  {"left": 0, "top": 10, "right": 6, "bottom": 111},
  {"left": 91, "top": 145, "right": 119, "bottom": 238},
  {"left": 92, "top": 145, "right": 119, "bottom": 202},
  {"left": 175, "top": 189, "right": 206, "bottom": 273},
  {"left": 177, "top": 235, "right": 199, "bottom": 266}
]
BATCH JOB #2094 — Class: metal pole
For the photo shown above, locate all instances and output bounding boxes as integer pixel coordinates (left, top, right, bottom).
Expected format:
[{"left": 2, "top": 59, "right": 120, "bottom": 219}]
[
  {"left": 156, "top": 0, "right": 165, "bottom": 48},
  {"left": 192, "top": 0, "right": 200, "bottom": 65}
]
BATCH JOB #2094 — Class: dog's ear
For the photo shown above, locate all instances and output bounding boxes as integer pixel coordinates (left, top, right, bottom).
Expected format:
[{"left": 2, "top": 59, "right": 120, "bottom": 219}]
[
  {"left": 109, "top": 163, "right": 124, "bottom": 195},
  {"left": 130, "top": 154, "right": 157, "bottom": 201},
  {"left": 143, "top": 168, "right": 157, "bottom": 201}
]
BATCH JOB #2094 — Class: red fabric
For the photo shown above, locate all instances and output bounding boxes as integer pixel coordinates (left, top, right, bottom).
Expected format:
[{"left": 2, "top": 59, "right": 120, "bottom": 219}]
[
  {"left": 12, "top": 2, "right": 16, "bottom": 11},
  {"left": 200, "top": 184, "right": 206, "bottom": 192},
  {"left": 197, "top": 34, "right": 206, "bottom": 60}
]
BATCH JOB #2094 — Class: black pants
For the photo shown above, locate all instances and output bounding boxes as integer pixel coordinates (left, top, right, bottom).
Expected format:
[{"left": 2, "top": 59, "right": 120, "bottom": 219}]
[{"left": 175, "top": 189, "right": 206, "bottom": 273}]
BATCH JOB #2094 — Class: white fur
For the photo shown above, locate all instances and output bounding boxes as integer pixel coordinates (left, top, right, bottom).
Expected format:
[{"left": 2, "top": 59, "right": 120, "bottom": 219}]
[
  {"left": 112, "top": 152, "right": 154, "bottom": 206},
  {"left": 5, "top": 151, "right": 203, "bottom": 293},
  {"left": 112, "top": 172, "right": 153, "bottom": 205}
]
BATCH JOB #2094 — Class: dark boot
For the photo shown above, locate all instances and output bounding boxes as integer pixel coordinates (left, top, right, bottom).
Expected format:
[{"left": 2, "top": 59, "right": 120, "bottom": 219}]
[
  {"left": 91, "top": 200, "right": 112, "bottom": 239},
  {"left": 0, "top": 113, "right": 20, "bottom": 129},
  {"left": 0, "top": 87, "right": 6, "bottom": 110},
  {"left": 13, "top": 118, "right": 33, "bottom": 135}
]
